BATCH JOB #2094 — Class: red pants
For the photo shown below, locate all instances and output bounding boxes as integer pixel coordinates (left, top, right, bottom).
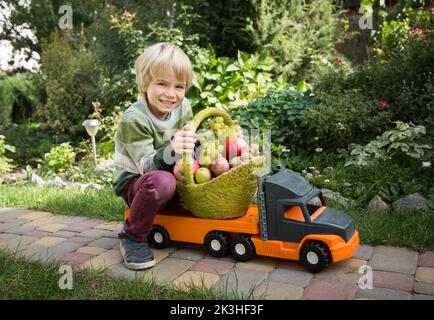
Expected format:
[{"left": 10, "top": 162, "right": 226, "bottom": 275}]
[{"left": 121, "top": 170, "right": 177, "bottom": 242}]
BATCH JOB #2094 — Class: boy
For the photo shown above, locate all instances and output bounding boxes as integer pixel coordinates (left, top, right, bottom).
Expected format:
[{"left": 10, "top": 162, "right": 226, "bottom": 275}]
[{"left": 113, "top": 42, "right": 196, "bottom": 270}]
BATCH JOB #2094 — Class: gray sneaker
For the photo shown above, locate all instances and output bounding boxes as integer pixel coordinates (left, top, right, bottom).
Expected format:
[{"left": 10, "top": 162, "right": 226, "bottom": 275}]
[{"left": 119, "top": 232, "right": 156, "bottom": 270}]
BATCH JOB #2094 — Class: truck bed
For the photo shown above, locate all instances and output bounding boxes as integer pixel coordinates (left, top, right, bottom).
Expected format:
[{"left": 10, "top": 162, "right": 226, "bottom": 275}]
[{"left": 153, "top": 205, "right": 260, "bottom": 244}]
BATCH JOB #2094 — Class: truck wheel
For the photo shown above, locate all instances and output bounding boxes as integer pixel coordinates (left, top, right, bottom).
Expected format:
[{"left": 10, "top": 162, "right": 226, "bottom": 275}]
[
  {"left": 229, "top": 234, "right": 255, "bottom": 262},
  {"left": 148, "top": 226, "right": 170, "bottom": 249},
  {"left": 300, "top": 242, "right": 331, "bottom": 273},
  {"left": 205, "top": 231, "right": 228, "bottom": 257}
]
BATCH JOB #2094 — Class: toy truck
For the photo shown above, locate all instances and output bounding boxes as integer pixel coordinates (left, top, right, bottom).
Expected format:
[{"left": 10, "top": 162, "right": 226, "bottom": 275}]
[{"left": 124, "top": 169, "right": 359, "bottom": 272}]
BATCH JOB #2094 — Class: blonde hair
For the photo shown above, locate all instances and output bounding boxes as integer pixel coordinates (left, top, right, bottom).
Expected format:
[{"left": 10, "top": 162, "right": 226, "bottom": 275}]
[{"left": 135, "top": 42, "right": 193, "bottom": 97}]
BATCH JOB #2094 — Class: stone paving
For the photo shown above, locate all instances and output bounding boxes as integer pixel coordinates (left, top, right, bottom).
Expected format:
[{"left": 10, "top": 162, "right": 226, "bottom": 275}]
[{"left": 1, "top": 207, "right": 434, "bottom": 300}]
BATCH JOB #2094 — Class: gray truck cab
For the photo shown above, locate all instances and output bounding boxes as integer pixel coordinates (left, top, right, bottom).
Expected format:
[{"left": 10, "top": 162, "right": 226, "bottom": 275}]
[{"left": 257, "top": 169, "right": 355, "bottom": 243}]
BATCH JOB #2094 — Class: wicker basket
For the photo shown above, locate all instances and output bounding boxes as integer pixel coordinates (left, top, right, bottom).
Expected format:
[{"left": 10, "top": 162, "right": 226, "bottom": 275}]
[{"left": 176, "top": 107, "right": 264, "bottom": 219}]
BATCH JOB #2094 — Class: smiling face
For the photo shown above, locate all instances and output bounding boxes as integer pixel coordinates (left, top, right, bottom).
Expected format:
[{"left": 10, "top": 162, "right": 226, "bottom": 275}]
[{"left": 145, "top": 69, "right": 186, "bottom": 120}]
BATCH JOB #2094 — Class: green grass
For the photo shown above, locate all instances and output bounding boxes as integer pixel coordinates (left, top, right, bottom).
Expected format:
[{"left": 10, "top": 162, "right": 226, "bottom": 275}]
[
  {"left": 0, "top": 185, "right": 126, "bottom": 221},
  {"left": 0, "top": 250, "right": 245, "bottom": 300},
  {"left": 1, "top": 184, "right": 433, "bottom": 251}
]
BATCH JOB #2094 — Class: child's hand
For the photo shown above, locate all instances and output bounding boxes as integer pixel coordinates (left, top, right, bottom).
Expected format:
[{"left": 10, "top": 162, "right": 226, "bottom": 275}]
[{"left": 171, "top": 124, "right": 196, "bottom": 155}]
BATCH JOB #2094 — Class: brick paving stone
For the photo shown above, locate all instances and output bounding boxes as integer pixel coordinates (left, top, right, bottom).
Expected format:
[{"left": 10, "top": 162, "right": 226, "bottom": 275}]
[
  {"left": 415, "top": 267, "right": 434, "bottom": 284},
  {"left": 191, "top": 259, "right": 235, "bottom": 275},
  {"left": 235, "top": 256, "right": 277, "bottom": 272},
  {"left": 60, "top": 252, "right": 96, "bottom": 268},
  {"left": 418, "top": 251, "right": 434, "bottom": 267},
  {"left": 77, "top": 246, "right": 107, "bottom": 255},
  {"left": 275, "top": 259, "right": 308, "bottom": 272},
  {"left": 23, "top": 216, "right": 63, "bottom": 227},
  {"left": 0, "top": 222, "right": 20, "bottom": 232},
  {"left": 88, "top": 237, "right": 119, "bottom": 249},
  {"left": 151, "top": 246, "right": 177, "bottom": 263},
  {"left": 36, "top": 241, "right": 84, "bottom": 263},
  {"left": 19, "top": 211, "right": 53, "bottom": 221},
  {"left": 169, "top": 248, "right": 205, "bottom": 261},
  {"left": 140, "top": 258, "right": 195, "bottom": 286},
  {"left": 94, "top": 222, "right": 123, "bottom": 231},
  {"left": 18, "top": 244, "right": 49, "bottom": 261},
  {"left": 369, "top": 246, "right": 418, "bottom": 275},
  {"left": 36, "top": 223, "right": 69, "bottom": 233},
  {"left": 80, "top": 250, "right": 123, "bottom": 270},
  {"left": 356, "top": 287, "right": 411, "bottom": 300},
  {"left": 56, "top": 216, "right": 89, "bottom": 225},
  {"left": 0, "top": 233, "right": 17, "bottom": 243},
  {"left": 303, "top": 279, "right": 357, "bottom": 300},
  {"left": 109, "top": 263, "right": 127, "bottom": 279},
  {"left": 32, "top": 236, "right": 67, "bottom": 247},
  {"left": 372, "top": 270, "right": 414, "bottom": 292},
  {"left": 203, "top": 254, "right": 237, "bottom": 264},
  {"left": 173, "top": 271, "right": 220, "bottom": 290},
  {"left": 78, "top": 229, "right": 116, "bottom": 239},
  {"left": 5, "top": 225, "right": 35, "bottom": 235},
  {"left": 68, "top": 237, "right": 95, "bottom": 245},
  {"left": 353, "top": 245, "right": 374, "bottom": 261},
  {"left": 0, "top": 235, "right": 39, "bottom": 252},
  {"left": 212, "top": 268, "right": 268, "bottom": 298},
  {"left": 51, "top": 231, "right": 79, "bottom": 239},
  {"left": 0, "top": 208, "right": 34, "bottom": 219},
  {"left": 0, "top": 216, "right": 28, "bottom": 224},
  {"left": 254, "top": 281, "right": 304, "bottom": 300},
  {"left": 412, "top": 294, "right": 434, "bottom": 300},
  {"left": 413, "top": 281, "right": 434, "bottom": 295},
  {"left": 22, "top": 230, "right": 50, "bottom": 238},
  {"left": 314, "top": 259, "right": 367, "bottom": 284},
  {"left": 268, "top": 268, "right": 313, "bottom": 288},
  {"left": 63, "top": 219, "right": 104, "bottom": 232}
]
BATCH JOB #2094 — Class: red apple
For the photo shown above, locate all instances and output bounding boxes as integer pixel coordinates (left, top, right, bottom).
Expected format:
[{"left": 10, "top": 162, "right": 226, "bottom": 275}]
[
  {"left": 210, "top": 155, "right": 230, "bottom": 176},
  {"left": 225, "top": 137, "right": 238, "bottom": 160},
  {"left": 173, "top": 159, "right": 200, "bottom": 182},
  {"left": 237, "top": 138, "right": 249, "bottom": 156}
]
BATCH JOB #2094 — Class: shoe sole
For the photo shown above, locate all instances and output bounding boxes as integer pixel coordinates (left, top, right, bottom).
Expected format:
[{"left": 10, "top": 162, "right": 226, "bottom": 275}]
[{"left": 120, "top": 245, "right": 156, "bottom": 270}]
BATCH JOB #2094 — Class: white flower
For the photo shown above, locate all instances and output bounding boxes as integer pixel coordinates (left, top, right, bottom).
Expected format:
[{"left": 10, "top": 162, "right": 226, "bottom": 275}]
[
  {"left": 282, "top": 148, "right": 291, "bottom": 153},
  {"left": 302, "top": 170, "right": 307, "bottom": 174},
  {"left": 421, "top": 161, "right": 432, "bottom": 168},
  {"left": 315, "top": 147, "right": 323, "bottom": 153},
  {"left": 0, "top": 135, "right": 4, "bottom": 139},
  {"left": 324, "top": 179, "right": 331, "bottom": 183}
]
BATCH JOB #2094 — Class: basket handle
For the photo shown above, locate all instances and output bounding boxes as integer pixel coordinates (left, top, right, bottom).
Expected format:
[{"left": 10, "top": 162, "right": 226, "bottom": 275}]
[{"left": 182, "top": 107, "right": 235, "bottom": 185}]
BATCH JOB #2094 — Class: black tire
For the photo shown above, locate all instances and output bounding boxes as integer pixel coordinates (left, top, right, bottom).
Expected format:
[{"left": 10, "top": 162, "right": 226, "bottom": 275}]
[
  {"left": 204, "top": 231, "right": 228, "bottom": 257},
  {"left": 147, "top": 226, "right": 170, "bottom": 249},
  {"left": 300, "top": 241, "right": 331, "bottom": 273},
  {"left": 229, "top": 234, "right": 255, "bottom": 262}
]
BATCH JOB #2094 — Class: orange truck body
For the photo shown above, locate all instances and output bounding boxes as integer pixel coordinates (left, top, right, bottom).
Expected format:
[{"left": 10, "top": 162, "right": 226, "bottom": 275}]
[{"left": 124, "top": 204, "right": 359, "bottom": 264}]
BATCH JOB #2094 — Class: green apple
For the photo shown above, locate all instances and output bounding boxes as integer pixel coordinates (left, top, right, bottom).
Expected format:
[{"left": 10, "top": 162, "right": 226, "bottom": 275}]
[{"left": 194, "top": 167, "right": 212, "bottom": 184}]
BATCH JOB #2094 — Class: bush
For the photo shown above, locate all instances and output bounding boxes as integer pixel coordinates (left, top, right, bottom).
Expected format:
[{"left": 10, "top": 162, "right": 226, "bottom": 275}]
[
  {"left": 0, "top": 73, "right": 44, "bottom": 126},
  {"left": 0, "top": 135, "right": 15, "bottom": 175},
  {"left": 247, "top": 0, "right": 344, "bottom": 82},
  {"left": 36, "top": 31, "right": 104, "bottom": 135},
  {"left": 42, "top": 142, "right": 76, "bottom": 174},
  {"left": 344, "top": 121, "right": 432, "bottom": 167},
  {"left": 2, "top": 123, "right": 73, "bottom": 165},
  {"left": 230, "top": 86, "right": 317, "bottom": 149}
]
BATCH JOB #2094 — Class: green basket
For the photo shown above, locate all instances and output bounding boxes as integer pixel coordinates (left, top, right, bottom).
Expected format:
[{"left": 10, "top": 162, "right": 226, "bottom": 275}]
[{"left": 176, "top": 107, "right": 264, "bottom": 219}]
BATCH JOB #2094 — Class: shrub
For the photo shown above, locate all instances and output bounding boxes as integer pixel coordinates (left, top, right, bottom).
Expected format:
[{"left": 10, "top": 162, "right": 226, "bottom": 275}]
[
  {"left": 230, "top": 86, "right": 317, "bottom": 149},
  {"left": 0, "top": 73, "right": 43, "bottom": 126},
  {"left": 36, "top": 31, "right": 103, "bottom": 135},
  {"left": 344, "top": 121, "right": 432, "bottom": 167},
  {"left": 42, "top": 142, "right": 76, "bottom": 174},
  {"left": 0, "top": 135, "right": 15, "bottom": 175},
  {"left": 247, "top": 0, "right": 344, "bottom": 82}
]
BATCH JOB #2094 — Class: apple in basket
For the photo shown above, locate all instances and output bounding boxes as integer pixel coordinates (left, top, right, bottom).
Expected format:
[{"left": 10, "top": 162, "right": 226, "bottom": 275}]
[
  {"left": 210, "top": 155, "right": 230, "bottom": 176},
  {"left": 173, "top": 159, "right": 200, "bottom": 182},
  {"left": 194, "top": 167, "right": 212, "bottom": 184}
]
